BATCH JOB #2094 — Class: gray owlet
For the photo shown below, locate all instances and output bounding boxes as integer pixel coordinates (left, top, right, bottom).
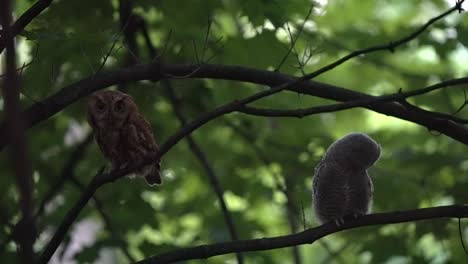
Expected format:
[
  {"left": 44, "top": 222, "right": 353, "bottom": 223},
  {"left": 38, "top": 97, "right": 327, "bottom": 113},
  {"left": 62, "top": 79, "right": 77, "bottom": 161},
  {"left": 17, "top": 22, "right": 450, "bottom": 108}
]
[{"left": 312, "top": 132, "right": 381, "bottom": 224}]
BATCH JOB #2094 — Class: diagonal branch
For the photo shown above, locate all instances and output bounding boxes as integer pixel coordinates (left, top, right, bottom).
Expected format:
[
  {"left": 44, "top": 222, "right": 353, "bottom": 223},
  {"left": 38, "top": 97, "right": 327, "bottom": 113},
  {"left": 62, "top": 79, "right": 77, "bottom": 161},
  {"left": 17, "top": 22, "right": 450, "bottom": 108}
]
[
  {"left": 0, "top": 0, "right": 54, "bottom": 54},
  {"left": 68, "top": 175, "right": 135, "bottom": 262},
  {"left": 236, "top": 77, "right": 468, "bottom": 123},
  {"left": 141, "top": 18, "right": 243, "bottom": 263},
  {"left": 35, "top": 4, "right": 467, "bottom": 262},
  {"left": 165, "top": 85, "right": 244, "bottom": 264},
  {"left": 228, "top": 123, "right": 303, "bottom": 264},
  {"left": 0, "top": 0, "right": 464, "bottom": 149},
  {"left": 35, "top": 134, "right": 93, "bottom": 219},
  {"left": 37, "top": 171, "right": 102, "bottom": 264},
  {"left": 275, "top": 3, "right": 314, "bottom": 71},
  {"left": 133, "top": 205, "right": 468, "bottom": 263},
  {"left": 0, "top": 134, "right": 93, "bottom": 252}
]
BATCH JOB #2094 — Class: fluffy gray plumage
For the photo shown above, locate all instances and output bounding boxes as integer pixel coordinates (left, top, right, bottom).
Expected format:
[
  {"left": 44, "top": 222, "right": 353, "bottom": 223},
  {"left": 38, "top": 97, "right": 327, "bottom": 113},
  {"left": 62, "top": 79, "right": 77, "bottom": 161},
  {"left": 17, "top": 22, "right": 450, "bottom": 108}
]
[{"left": 312, "top": 132, "right": 381, "bottom": 224}]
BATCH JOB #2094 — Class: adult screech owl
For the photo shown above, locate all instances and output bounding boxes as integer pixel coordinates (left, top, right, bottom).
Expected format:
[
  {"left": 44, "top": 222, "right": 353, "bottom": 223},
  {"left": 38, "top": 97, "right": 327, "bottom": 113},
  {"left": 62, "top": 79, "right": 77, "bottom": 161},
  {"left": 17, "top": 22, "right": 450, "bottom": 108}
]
[
  {"left": 87, "top": 90, "right": 162, "bottom": 185},
  {"left": 312, "top": 132, "right": 380, "bottom": 225}
]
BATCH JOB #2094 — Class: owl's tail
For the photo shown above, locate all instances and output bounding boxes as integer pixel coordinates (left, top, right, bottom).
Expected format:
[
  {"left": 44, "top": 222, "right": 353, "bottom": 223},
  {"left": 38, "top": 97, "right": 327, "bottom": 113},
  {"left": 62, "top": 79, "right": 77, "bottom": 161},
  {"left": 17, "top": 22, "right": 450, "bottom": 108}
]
[{"left": 144, "top": 163, "right": 162, "bottom": 186}]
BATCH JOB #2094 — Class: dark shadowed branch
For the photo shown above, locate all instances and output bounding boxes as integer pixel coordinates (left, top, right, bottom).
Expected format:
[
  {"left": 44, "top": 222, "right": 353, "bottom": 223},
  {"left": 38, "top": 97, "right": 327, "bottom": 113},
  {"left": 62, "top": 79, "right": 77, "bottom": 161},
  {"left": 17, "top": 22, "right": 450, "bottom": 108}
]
[
  {"left": 68, "top": 176, "right": 135, "bottom": 262},
  {"left": 236, "top": 77, "right": 468, "bottom": 123},
  {"left": 35, "top": 3, "right": 467, "bottom": 263},
  {"left": 0, "top": 134, "right": 93, "bottom": 253},
  {"left": 34, "top": 70, "right": 468, "bottom": 263},
  {"left": 0, "top": 0, "right": 54, "bottom": 54},
  {"left": 133, "top": 205, "right": 468, "bottom": 263},
  {"left": 227, "top": 121, "right": 303, "bottom": 263},
  {"left": 165, "top": 85, "right": 244, "bottom": 264},
  {"left": 142, "top": 20, "right": 244, "bottom": 263},
  {"left": 0, "top": 1, "right": 466, "bottom": 149},
  {"left": 35, "top": 134, "right": 94, "bottom": 218},
  {"left": 0, "top": 1, "right": 35, "bottom": 263},
  {"left": 36, "top": 170, "right": 103, "bottom": 264}
]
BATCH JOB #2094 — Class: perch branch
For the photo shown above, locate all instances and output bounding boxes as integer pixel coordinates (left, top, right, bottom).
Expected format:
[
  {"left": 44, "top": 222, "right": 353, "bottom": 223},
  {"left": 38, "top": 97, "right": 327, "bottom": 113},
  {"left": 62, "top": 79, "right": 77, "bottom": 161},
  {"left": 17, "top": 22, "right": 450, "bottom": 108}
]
[
  {"left": 133, "top": 205, "right": 468, "bottom": 263},
  {"left": 35, "top": 4, "right": 466, "bottom": 262}
]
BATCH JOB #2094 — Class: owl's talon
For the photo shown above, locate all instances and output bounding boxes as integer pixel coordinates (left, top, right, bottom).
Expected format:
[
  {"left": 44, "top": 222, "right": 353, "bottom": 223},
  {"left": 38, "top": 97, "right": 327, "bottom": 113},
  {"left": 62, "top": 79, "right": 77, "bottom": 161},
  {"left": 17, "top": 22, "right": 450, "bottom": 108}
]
[
  {"left": 334, "top": 218, "right": 345, "bottom": 227},
  {"left": 97, "top": 166, "right": 106, "bottom": 174},
  {"left": 119, "top": 162, "right": 129, "bottom": 169},
  {"left": 352, "top": 212, "right": 360, "bottom": 219}
]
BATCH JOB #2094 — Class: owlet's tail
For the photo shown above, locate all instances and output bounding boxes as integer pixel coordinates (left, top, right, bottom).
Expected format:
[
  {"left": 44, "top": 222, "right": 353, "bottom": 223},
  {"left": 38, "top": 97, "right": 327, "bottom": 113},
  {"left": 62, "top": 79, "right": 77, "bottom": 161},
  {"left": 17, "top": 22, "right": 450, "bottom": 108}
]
[{"left": 144, "top": 163, "right": 162, "bottom": 186}]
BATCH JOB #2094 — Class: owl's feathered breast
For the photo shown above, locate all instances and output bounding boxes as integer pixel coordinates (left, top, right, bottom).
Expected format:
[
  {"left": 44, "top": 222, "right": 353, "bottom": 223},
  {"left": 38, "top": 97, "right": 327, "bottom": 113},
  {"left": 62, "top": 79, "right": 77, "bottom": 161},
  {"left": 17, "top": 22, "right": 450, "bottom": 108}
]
[{"left": 93, "top": 112, "right": 158, "bottom": 165}]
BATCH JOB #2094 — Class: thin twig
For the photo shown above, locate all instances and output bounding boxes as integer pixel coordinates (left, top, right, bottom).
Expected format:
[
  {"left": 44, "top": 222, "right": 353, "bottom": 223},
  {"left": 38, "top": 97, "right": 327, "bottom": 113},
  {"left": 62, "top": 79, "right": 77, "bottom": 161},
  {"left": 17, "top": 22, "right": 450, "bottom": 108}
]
[
  {"left": 236, "top": 77, "right": 468, "bottom": 123},
  {"left": 319, "top": 241, "right": 350, "bottom": 264},
  {"left": 142, "top": 20, "right": 244, "bottom": 263},
  {"left": 227, "top": 121, "right": 303, "bottom": 263},
  {"left": 201, "top": 19, "right": 212, "bottom": 62},
  {"left": 275, "top": 4, "right": 314, "bottom": 71},
  {"left": 452, "top": 89, "right": 468, "bottom": 116},
  {"left": 0, "top": 44, "right": 39, "bottom": 79},
  {"left": 459, "top": 218, "right": 468, "bottom": 256},
  {"left": 166, "top": 86, "right": 244, "bottom": 264}
]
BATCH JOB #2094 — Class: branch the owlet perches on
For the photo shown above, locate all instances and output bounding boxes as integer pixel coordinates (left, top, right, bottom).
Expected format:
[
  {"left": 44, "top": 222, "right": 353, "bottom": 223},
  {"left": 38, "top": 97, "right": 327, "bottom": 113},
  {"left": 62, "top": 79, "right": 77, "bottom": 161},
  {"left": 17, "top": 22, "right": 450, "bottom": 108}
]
[
  {"left": 312, "top": 132, "right": 381, "bottom": 225},
  {"left": 87, "top": 90, "right": 162, "bottom": 186}
]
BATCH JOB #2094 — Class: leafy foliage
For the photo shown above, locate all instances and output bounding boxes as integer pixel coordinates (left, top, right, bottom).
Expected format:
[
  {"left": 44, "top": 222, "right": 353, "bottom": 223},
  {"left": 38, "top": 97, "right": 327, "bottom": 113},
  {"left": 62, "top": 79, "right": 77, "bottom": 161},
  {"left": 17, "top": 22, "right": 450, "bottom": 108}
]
[{"left": 1, "top": 0, "right": 468, "bottom": 263}]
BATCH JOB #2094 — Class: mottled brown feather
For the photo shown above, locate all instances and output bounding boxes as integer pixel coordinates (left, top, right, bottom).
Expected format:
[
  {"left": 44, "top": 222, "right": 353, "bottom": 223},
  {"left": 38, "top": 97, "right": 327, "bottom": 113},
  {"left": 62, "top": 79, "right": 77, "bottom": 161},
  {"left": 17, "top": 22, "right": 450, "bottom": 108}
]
[{"left": 86, "top": 90, "right": 162, "bottom": 185}]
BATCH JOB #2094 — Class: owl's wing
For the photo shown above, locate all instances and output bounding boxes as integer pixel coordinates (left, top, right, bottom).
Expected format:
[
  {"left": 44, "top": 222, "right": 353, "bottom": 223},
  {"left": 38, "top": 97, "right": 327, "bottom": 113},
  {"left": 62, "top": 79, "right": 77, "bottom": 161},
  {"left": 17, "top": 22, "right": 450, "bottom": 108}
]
[
  {"left": 127, "top": 113, "right": 162, "bottom": 185},
  {"left": 87, "top": 111, "right": 97, "bottom": 130},
  {"left": 313, "top": 161, "right": 349, "bottom": 223},
  {"left": 128, "top": 113, "right": 159, "bottom": 152},
  {"left": 86, "top": 109, "right": 109, "bottom": 157}
]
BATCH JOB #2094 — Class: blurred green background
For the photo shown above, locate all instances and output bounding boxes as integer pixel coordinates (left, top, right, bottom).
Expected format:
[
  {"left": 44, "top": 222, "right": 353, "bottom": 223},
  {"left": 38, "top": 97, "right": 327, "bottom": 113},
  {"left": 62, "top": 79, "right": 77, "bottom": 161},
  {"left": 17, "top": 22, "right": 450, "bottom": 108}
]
[{"left": 1, "top": 0, "right": 468, "bottom": 263}]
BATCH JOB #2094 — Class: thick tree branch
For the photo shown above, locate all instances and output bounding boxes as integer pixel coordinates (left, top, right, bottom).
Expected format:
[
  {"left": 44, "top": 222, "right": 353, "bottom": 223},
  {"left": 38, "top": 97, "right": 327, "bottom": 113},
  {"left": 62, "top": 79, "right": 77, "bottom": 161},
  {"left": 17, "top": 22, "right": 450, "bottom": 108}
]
[
  {"left": 0, "top": 1, "right": 35, "bottom": 262},
  {"left": 236, "top": 77, "right": 468, "bottom": 123},
  {"left": 133, "top": 205, "right": 468, "bottom": 263},
  {"left": 35, "top": 71, "right": 468, "bottom": 263},
  {"left": 0, "top": 0, "right": 54, "bottom": 54},
  {"left": 1, "top": 65, "right": 467, "bottom": 149},
  {"left": 35, "top": 4, "right": 467, "bottom": 262},
  {"left": 0, "top": 1, "right": 465, "bottom": 149}
]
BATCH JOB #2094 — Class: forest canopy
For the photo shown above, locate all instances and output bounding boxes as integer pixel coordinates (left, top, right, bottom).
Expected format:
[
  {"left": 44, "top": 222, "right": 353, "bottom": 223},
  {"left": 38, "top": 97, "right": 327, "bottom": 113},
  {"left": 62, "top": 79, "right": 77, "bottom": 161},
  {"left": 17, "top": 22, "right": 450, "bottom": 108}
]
[{"left": 1, "top": 0, "right": 468, "bottom": 263}]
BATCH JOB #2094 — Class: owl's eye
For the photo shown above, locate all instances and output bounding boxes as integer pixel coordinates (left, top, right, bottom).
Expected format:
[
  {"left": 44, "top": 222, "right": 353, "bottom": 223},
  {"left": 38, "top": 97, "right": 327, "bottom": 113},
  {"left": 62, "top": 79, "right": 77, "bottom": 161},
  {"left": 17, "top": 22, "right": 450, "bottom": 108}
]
[
  {"left": 114, "top": 100, "right": 125, "bottom": 112},
  {"left": 96, "top": 101, "right": 106, "bottom": 112}
]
